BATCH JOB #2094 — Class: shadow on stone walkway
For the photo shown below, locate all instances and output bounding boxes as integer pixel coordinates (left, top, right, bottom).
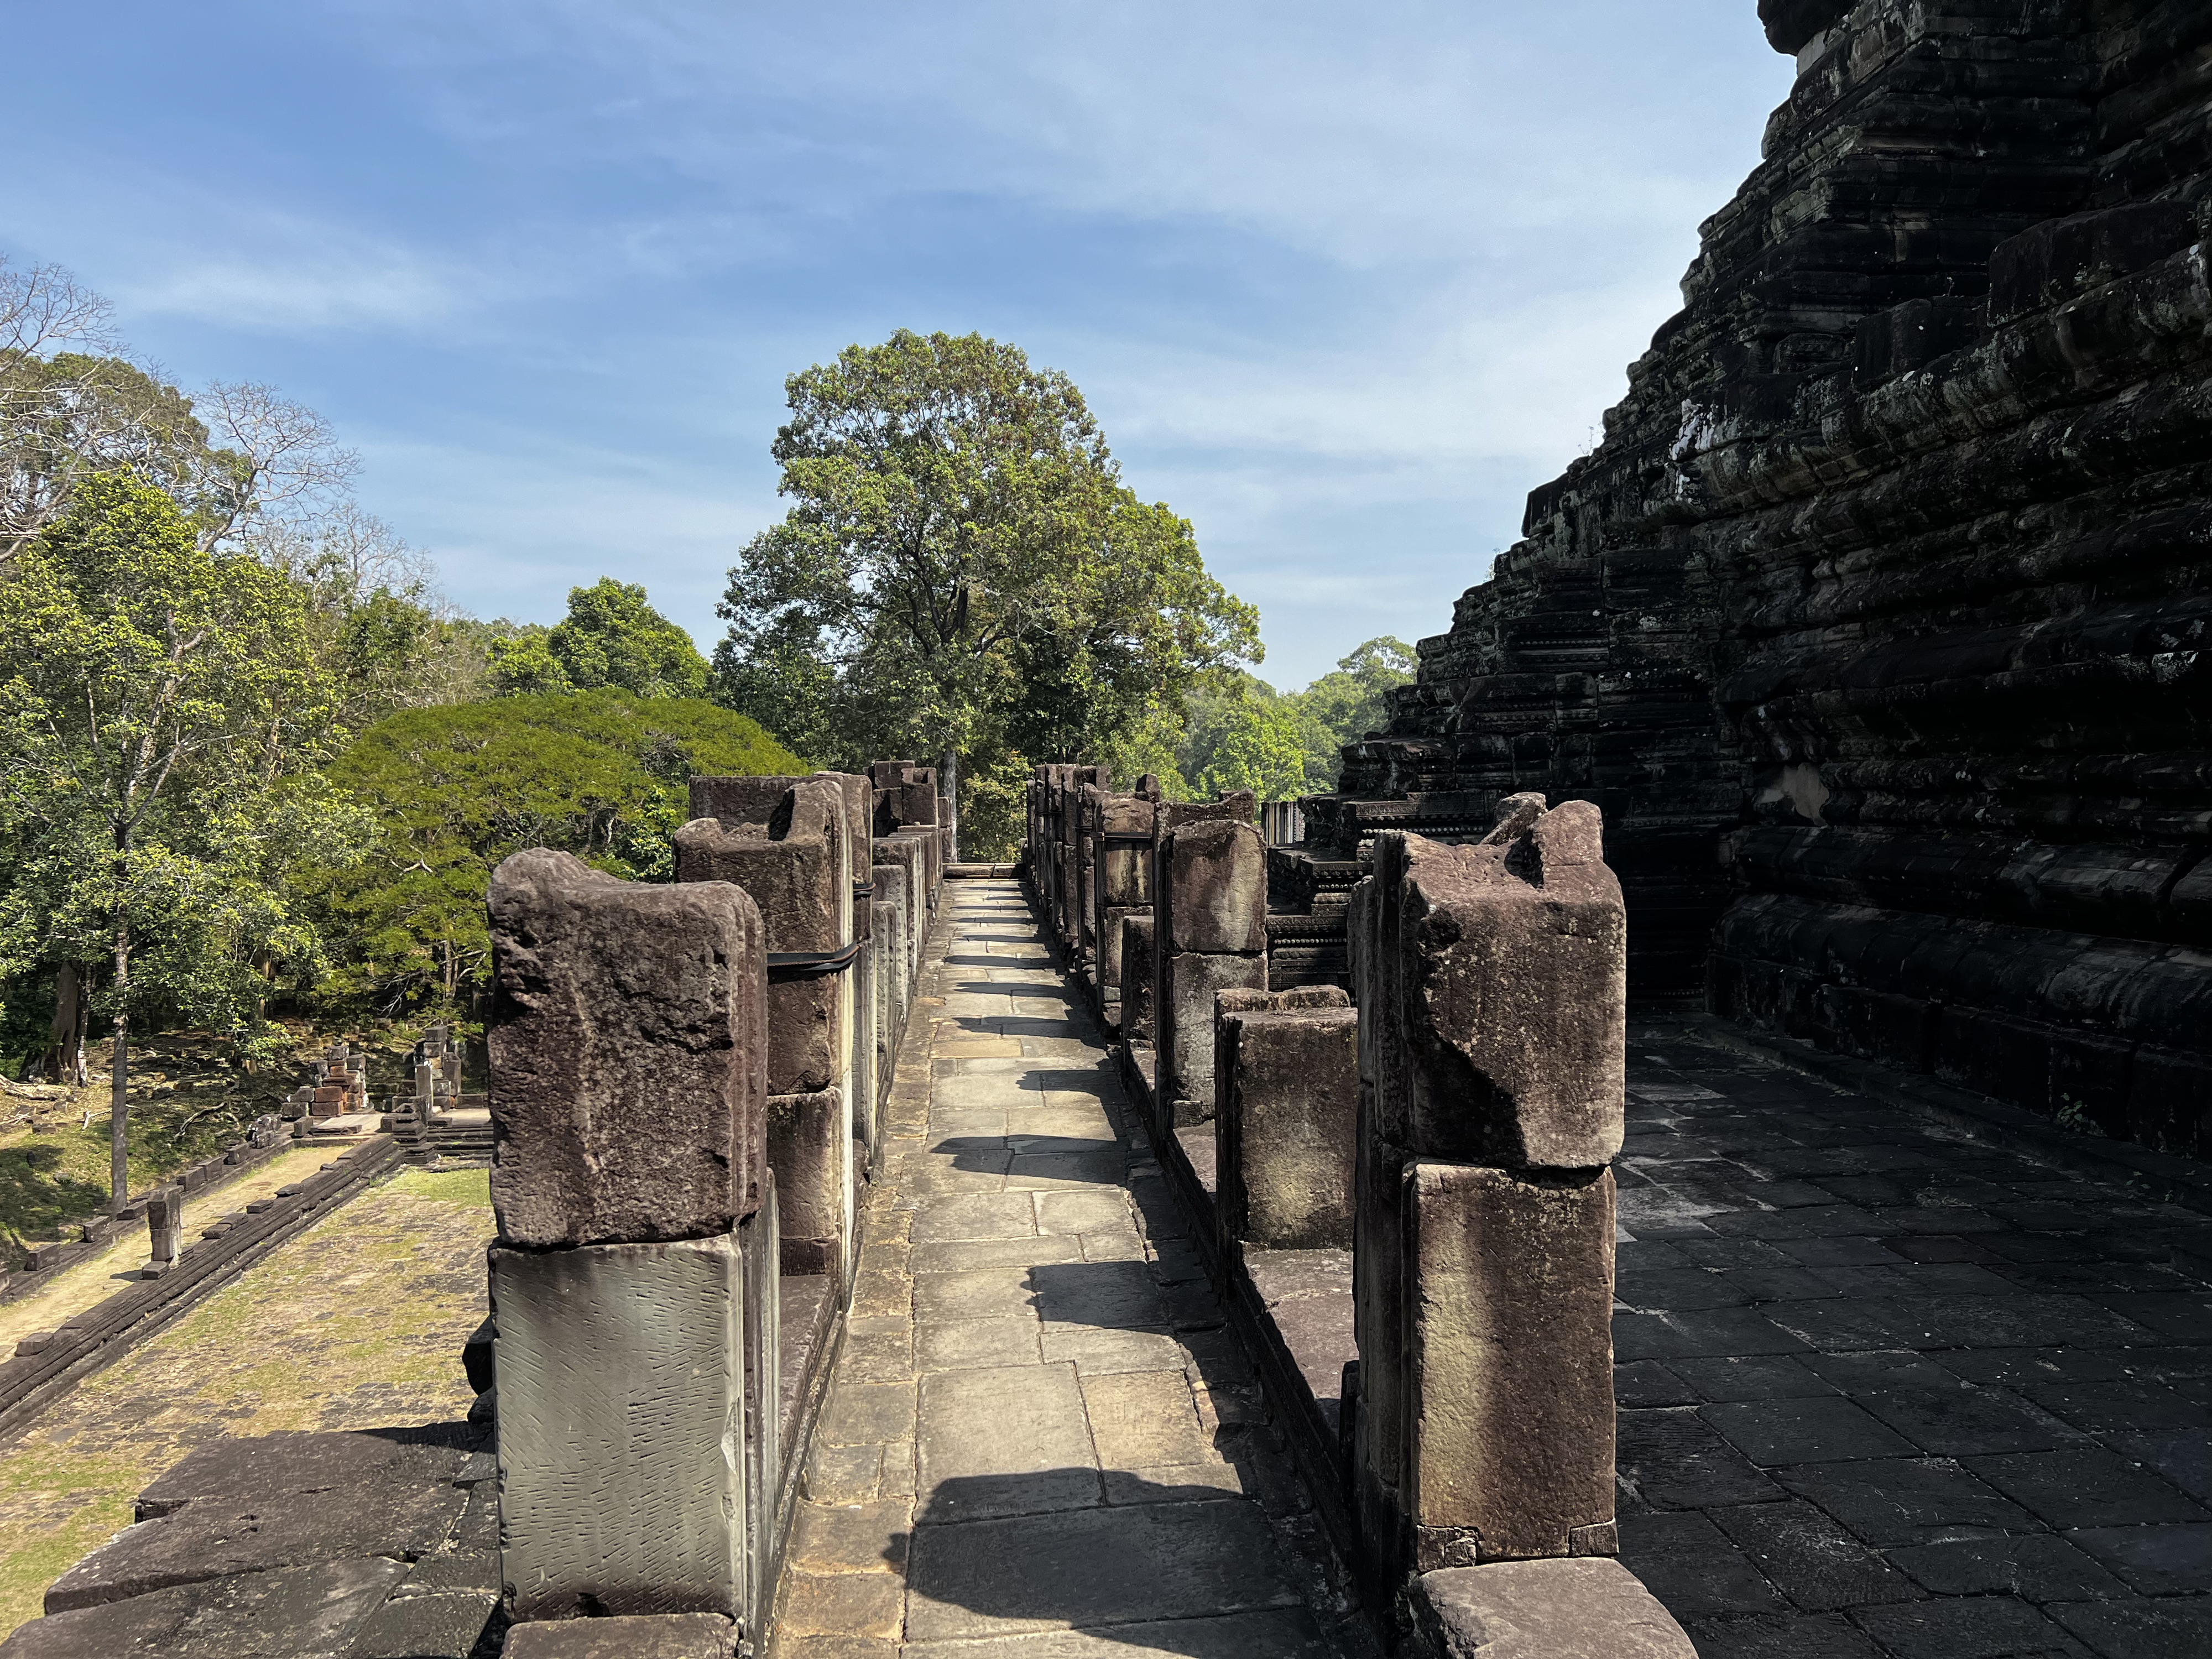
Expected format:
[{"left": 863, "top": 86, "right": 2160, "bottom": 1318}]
[
  {"left": 1611, "top": 1023, "right": 2212, "bottom": 1658},
  {"left": 774, "top": 881, "right": 1366, "bottom": 1658}
]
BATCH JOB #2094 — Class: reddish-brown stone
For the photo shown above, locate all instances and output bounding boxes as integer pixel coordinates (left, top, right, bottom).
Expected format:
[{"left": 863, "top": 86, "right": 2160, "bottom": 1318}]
[{"left": 486, "top": 848, "right": 768, "bottom": 1246}]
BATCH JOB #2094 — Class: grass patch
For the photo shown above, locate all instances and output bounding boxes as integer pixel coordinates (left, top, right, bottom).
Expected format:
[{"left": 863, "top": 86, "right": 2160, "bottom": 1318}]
[
  {"left": 0, "top": 1024, "right": 479, "bottom": 1265},
  {"left": 389, "top": 1167, "right": 492, "bottom": 1208}
]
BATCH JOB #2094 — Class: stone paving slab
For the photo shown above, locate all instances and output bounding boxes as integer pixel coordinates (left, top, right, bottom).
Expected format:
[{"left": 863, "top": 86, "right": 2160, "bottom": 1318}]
[
  {"left": 1613, "top": 1020, "right": 2212, "bottom": 1659},
  {"left": 781, "top": 883, "right": 1363, "bottom": 1657}
]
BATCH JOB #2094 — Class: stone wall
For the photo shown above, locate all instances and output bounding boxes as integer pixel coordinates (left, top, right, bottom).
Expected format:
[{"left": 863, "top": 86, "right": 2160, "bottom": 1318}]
[{"left": 1303, "top": 0, "right": 2212, "bottom": 1159}]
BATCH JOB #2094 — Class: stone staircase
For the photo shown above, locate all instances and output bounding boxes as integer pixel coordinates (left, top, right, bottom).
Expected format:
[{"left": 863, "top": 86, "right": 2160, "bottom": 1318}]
[{"left": 389, "top": 1105, "right": 493, "bottom": 1167}]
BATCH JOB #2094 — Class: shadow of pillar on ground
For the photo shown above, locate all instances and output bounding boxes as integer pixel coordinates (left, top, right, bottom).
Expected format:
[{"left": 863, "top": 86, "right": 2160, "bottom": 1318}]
[{"left": 893, "top": 1470, "right": 1345, "bottom": 1656}]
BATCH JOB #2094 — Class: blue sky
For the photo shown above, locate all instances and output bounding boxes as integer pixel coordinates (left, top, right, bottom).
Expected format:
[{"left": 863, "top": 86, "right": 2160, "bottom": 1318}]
[{"left": 6, "top": 2, "right": 1792, "bottom": 689}]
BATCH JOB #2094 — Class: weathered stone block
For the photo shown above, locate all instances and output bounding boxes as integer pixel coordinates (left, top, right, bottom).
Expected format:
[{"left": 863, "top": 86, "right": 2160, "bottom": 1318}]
[
  {"left": 346, "top": 1587, "right": 496, "bottom": 1658},
  {"left": 676, "top": 779, "right": 854, "bottom": 1097},
  {"left": 486, "top": 849, "right": 769, "bottom": 1247},
  {"left": 492, "top": 1233, "right": 752, "bottom": 1623},
  {"left": 1101, "top": 795, "right": 1155, "bottom": 837},
  {"left": 768, "top": 1089, "right": 848, "bottom": 1277},
  {"left": 135, "top": 1429, "right": 471, "bottom": 1520},
  {"left": 1100, "top": 844, "right": 1150, "bottom": 908},
  {"left": 1215, "top": 995, "right": 1358, "bottom": 1250},
  {"left": 0, "top": 1558, "right": 409, "bottom": 1659},
  {"left": 1162, "top": 818, "right": 1266, "bottom": 956},
  {"left": 1407, "top": 1558, "right": 1694, "bottom": 1658},
  {"left": 1404, "top": 1162, "right": 1616, "bottom": 1566},
  {"left": 44, "top": 1482, "right": 463, "bottom": 1612},
  {"left": 876, "top": 845, "right": 924, "bottom": 982},
  {"left": 1121, "top": 915, "right": 1157, "bottom": 1042},
  {"left": 1162, "top": 791, "right": 1256, "bottom": 827},
  {"left": 1099, "top": 904, "right": 1145, "bottom": 995},
  {"left": 1157, "top": 950, "right": 1265, "bottom": 1124},
  {"left": 1367, "top": 801, "right": 1626, "bottom": 1170}
]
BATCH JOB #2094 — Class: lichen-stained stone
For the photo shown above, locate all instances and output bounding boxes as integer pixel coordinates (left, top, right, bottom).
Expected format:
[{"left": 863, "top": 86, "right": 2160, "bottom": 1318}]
[
  {"left": 771, "top": 1089, "right": 851, "bottom": 1277},
  {"left": 486, "top": 848, "right": 769, "bottom": 1248},
  {"left": 1371, "top": 802, "right": 1626, "bottom": 1171},
  {"left": 1157, "top": 951, "right": 1266, "bottom": 1125},
  {"left": 0, "top": 1558, "right": 410, "bottom": 1659},
  {"left": 1102, "top": 793, "right": 1156, "bottom": 839},
  {"left": 492, "top": 1234, "right": 750, "bottom": 1623},
  {"left": 1121, "top": 915, "right": 1157, "bottom": 1043},
  {"left": 1404, "top": 1162, "right": 1616, "bottom": 1567},
  {"left": 1215, "top": 995, "right": 1359, "bottom": 1250},
  {"left": 676, "top": 778, "right": 852, "bottom": 1096},
  {"left": 1101, "top": 844, "right": 1150, "bottom": 908},
  {"left": 1100, "top": 903, "right": 1145, "bottom": 997},
  {"left": 43, "top": 1480, "right": 462, "bottom": 1611},
  {"left": 1408, "top": 1558, "right": 1695, "bottom": 1658},
  {"left": 1161, "top": 819, "right": 1266, "bottom": 957}
]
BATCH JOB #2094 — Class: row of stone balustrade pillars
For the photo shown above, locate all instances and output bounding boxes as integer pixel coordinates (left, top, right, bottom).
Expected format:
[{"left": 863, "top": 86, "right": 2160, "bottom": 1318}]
[
  {"left": 476, "top": 761, "right": 951, "bottom": 1653},
  {"left": 1023, "top": 762, "right": 1697, "bottom": 1656}
]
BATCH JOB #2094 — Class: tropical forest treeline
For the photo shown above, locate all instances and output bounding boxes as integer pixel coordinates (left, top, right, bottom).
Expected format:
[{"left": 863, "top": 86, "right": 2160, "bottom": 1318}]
[{"left": 0, "top": 259, "right": 1406, "bottom": 1194}]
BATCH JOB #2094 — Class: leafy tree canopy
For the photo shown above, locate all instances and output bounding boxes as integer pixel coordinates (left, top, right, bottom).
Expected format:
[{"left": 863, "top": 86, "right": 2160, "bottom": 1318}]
[
  {"left": 713, "top": 330, "right": 1258, "bottom": 849},
  {"left": 1103, "top": 636, "right": 1418, "bottom": 803},
  {"left": 310, "top": 690, "right": 802, "bottom": 1018},
  {"left": 0, "top": 474, "right": 351, "bottom": 1200},
  {"left": 492, "top": 578, "right": 711, "bottom": 700}
]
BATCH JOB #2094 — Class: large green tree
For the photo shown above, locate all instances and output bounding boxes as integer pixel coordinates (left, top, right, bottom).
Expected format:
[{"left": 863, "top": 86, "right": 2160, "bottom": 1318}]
[
  {"left": 491, "top": 578, "right": 711, "bottom": 699},
  {"left": 0, "top": 475, "right": 346, "bottom": 1207},
  {"left": 714, "top": 330, "right": 1257, "bottom": 855},
  {"left": 1295, "top": 636, "right": 1417, "bottom": 761},
  {"left": 310, "top": 691, "right": 801, "bottom": 1018}
]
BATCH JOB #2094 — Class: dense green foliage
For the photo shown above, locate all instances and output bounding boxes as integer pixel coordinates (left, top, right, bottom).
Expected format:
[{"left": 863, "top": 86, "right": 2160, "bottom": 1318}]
[
  {"left": 713, "top": 330, "right": 1258, "bottom": 855},
  {"left": 1098, "top": 637, "right": 1416, "bottom": 801},
  {"left": 491, "top": 578, "right": 711, "bottom": 699},
  {"left": 0, "top": 477, "right": 351, "bottom": 1041},
  {"left": 310, "top": 691, "right": 802, "bottom": 1015},
  {"left": 0, "top": 475, "right": 356, "bottom": 1198}
]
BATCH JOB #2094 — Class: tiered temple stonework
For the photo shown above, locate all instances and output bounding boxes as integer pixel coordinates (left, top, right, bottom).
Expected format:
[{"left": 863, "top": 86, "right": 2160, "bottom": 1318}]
[{"left": 1290, "top": 0, "right": 2212, "bottom": 1161}]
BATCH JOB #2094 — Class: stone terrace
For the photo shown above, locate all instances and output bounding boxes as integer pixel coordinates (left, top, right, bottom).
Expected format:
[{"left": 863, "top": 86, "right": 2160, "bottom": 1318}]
[
  {"left": 1609, "top": 1025, "right": 2212, "bottom": 1659},
  {"left": 777, "top": 879, "right": 1369, "bottom": 1657}
]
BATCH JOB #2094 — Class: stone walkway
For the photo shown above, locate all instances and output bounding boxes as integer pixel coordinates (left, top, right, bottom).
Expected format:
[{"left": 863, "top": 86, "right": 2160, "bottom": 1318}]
[
  {"left": 779, "top": 881, "right": 1364, "bottom": 1658},
  {"left": 1614, "top": 1026, "right": 2212, "bottom": 1659}
]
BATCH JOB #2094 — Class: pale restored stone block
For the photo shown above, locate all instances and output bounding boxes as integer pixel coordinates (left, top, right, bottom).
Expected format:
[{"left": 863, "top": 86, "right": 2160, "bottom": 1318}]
[{"left": 492, "top": 1233, "right": 753, "bottom": 1622}]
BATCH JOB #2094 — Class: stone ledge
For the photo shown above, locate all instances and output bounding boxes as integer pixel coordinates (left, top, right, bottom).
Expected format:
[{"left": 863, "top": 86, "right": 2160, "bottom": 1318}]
[{"left": 1405, "top": 1558, "right": 1695, "bottom": 1659}]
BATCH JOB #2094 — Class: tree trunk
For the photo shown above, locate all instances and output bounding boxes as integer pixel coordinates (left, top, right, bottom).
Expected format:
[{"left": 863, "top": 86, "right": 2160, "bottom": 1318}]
[
  {"left": 109, "top": 923, "right": 131, "bottom": 1214},
  {"left": 41, "top": 962, "right": 88, "bottom": 1086},
  {"left": 939, "top": 749, "right": 960, "bottom": 863}
]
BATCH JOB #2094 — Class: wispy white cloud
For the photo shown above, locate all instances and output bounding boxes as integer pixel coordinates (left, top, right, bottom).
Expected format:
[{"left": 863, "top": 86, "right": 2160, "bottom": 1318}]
[{"left": 3, "top": 0, "right": 1794, "bottom": 685}]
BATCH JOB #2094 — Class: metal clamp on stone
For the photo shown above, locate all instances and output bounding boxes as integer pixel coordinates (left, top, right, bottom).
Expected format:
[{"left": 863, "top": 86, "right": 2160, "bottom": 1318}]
[{"left": 765, "top": 940, "right": 865, "bottom": 981}]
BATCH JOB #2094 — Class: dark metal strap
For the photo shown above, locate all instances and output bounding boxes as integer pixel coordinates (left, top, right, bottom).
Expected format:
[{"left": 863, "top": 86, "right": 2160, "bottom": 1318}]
[
  {"left": 767, "top": 940, "right": 866, "bottom": 981},
  {"left": 853, "top": 880, "right": 877, "bottom": 900}
]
